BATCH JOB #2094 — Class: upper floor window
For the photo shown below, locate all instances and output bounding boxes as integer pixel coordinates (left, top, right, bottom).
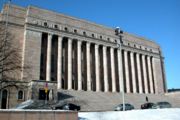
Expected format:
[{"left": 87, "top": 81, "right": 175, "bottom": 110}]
[
  {"left": 83, "top": 31, "right": 86, "bottom": 36},
  {"left": 74, "top": 29, "right": 77, "bottom": 33},
  {"left": 92, "top": 34, "right": 95, "bottom": 37},
  {"left": 100, "top": 35, "right": 102, "bottom": 39},
  {"left": 44, "top": 22, "right": 47, "bottom": 27},
  {"left": 64, "top": 27, "right": 68, "bottom": 31},
  {"left": 54, "top": 24, "right": 58, "bottom": 29}
]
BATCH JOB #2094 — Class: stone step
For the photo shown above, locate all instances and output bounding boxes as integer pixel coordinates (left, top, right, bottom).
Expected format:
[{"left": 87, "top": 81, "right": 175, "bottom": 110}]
[{"left": 57, "top": 90, "right": 180, "bottom": 111}]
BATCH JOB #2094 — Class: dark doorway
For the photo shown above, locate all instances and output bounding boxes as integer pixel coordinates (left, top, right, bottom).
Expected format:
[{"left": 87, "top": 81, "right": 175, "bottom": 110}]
[
  {"left": 1, "top": 89, "right": 8, "bottom": 109},
  {"left": 39, "top": 89, "right": 49, "bottom": 100}
]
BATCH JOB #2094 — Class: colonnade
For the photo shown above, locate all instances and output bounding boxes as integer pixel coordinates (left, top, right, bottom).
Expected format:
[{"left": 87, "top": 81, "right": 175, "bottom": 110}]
[{"left": 40, "top": 33, "right": 156, "bottom": 94}]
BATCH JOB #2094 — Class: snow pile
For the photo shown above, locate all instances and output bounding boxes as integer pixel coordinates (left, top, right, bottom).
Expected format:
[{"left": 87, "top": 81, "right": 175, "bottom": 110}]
[
  {"left": 79, "top": 108, "right": 180, "bottom": 120},
  {"left": 13, "top": 100, "right": 34, "bottom": 109}
]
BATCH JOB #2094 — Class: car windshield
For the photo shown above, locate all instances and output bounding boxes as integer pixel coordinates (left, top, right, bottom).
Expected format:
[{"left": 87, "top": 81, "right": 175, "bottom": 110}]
[
  {"left": 118, "top": 104, "right": 123, "bottom": 106},
  {"left": 126, "top": 104, "right": 130, "bottom": 106}
]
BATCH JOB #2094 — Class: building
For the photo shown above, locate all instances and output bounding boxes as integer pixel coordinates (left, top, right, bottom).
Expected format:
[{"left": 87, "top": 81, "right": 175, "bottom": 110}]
[{"left": 0, "top": 4, "right": 170, "bottom": 110}]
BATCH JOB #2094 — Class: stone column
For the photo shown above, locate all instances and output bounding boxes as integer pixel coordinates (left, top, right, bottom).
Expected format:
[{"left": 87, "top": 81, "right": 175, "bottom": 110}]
[
  {"left": 147, "top": 56, "right": 154, "bottom": 93},
  {"left": 142, "top": 55, "right": 148, "bottom": 93},
  {"left": 118, "top": 49, "right": 124, "bottom": 92},
  {"left": 67, "top": 38, "right": 72, "bottom": 90},
  {"left": 110, "top": 47, "right": 116, "bottom": 92},
  {"left": 103, "top": 46, "right": 108, "bottom": 92},
  {"left": 77, "top": 40, "right": 82, "bottom": 90},
  {"left": 136, "top": 53, "right": 143, "bottom": 93},
  {"left": 124, "top": 50, "right": 130, "bottom": 93},
  {"left": 130, "top": 52, "right": 136, "bottom": 93},
  {"left": 46, "top": 33, "right": 52, "bottom": 81},
  {"left": 57, "top": 36, "right": 63, "bottom": 89},
  {"left": 86, "top": 42, "right": 91, "bottom": 91},
  {"left": 152, "top": 57, "right": 158, "bottom": 94},
  {"left": 95, "top": 44, "right": 100, "bottom": 92}
]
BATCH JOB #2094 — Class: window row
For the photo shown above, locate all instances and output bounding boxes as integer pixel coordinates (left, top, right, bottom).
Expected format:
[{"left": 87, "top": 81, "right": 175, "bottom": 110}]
[{"left": 33, "top": 20, "right": 118, "bottom": 43}]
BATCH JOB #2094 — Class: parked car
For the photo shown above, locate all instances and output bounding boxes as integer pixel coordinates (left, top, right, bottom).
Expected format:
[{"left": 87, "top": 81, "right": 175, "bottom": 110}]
[
  {"left": 55, "top": 103, "right": 81, "bottom": 111},
  {"left": 141, "top": 102, "right": 157, "bottom": 109},
  {"left": 156, "top": 102, "right": 171, "bottom": 108},
  {"left": 114, "top": 103, "right": 134, "bottom": 111}
]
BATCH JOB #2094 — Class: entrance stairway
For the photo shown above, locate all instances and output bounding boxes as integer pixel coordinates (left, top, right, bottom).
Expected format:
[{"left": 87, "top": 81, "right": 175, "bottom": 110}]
[{"left": 57, "top": 90, "right": 180, "bottom": 111}]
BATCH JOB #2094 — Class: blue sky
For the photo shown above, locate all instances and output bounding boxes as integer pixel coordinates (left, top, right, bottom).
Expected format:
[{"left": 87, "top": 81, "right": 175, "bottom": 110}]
[{"left": 0, "top": 0, "right": 180, "bottom": 89}]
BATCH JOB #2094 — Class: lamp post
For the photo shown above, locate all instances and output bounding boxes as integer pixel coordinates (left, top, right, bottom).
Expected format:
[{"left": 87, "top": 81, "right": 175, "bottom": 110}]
[{"left": 115, "top": 27, "right": 125, "bottom": 111}]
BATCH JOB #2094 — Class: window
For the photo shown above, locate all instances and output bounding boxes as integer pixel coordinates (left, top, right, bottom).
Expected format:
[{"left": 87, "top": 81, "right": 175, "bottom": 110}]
[
  {"left": 134, "top": 44, "right": 136, "bottom": 47},
  {"left": 54, "top": 24, "right": 58, "bottom": 29},
  {"left": 115, "top": 40, "right": 117, "bottom": 43},
  {"left": 44, "top": 22, "right": 47, "bottom": 27},
  {"left": 64, "top": 27, "right": 68, "bottom": 31},
  {"left": 100, "top": 36, "right": 102, "bottom": 39},
  {"left": 83, "top": 31, "right": 86, "bottom": 36},
  {"left": 107, "top": 38, "right": 110, "bottom": 41},
  {"left": 18, "top": 90, "right": 23, "bottom": 100},
  {"left": 92, "top": 34, "right": 94, "bottom": 37},
  {"left": 74, "top": 29, "right": 77, "bottom": 33}
]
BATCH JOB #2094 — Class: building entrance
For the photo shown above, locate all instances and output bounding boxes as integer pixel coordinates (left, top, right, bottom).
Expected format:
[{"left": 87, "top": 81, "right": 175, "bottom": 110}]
[{"left": 39, "top": 89, "right": 49, "bottom": 100}]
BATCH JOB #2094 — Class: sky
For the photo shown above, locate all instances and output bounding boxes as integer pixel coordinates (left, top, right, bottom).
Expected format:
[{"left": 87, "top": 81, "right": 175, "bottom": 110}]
[{"left": 0, "top": 0, "right": 179, "bottom": 89}]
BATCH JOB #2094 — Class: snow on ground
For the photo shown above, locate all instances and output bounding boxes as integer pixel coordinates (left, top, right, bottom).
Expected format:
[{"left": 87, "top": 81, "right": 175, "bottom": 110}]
[
  {"left": 79, "top": 108, "right": 180, "bottom": 120},
  {"left": 12, "top": 100, "right": 34, "bottom": 109}
]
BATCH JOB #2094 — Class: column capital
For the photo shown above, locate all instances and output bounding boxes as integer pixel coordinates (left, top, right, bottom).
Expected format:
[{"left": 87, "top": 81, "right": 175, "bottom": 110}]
[
  {"left": 95, "top": 44, "right": 99, "bottom": 48},
  {"left": 68, "top": 38, "right": 73, "bottom": 43},
  {"left": 103, "top": 46, "right": 107, "bottom": 50},
  {"left": 68, "top": 37, "right": 73, "bottom": 40},
  {"left": 130, "top": 51, "right": 134, "bottom": 54},
  {"left": 142, "top": 54, "right": 145, "bottom": 58},
  {"left": 110, "top": 47, "right": 114, "bottom": 50},
  {"left": 48, "top": 33, "right": 53, "bottom": 36},
  {"left": 77, "top": 40, "right": 82, "bottom": 43},
  {"left": 58, "top": 35, "right": 63, "bottom": 39},
  {"left": 147, "top": 55, "right": 151, "bottom": 59},
  {"left": 86, "top": 42, "right": 91, "bottom": 45}
]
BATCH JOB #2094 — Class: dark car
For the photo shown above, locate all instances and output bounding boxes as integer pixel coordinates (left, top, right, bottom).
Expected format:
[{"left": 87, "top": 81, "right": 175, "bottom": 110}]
[
  {"left": 141, "top": 102, "right": 157, "bottom": 109},
  {"left": 55, "top": 103, "right": 81, "bottom": 111},
  {"left": 156, "top": 102, "right": 171, "bottom": 108},
  {"left": 114, "top": 103, "right": 134, "bottom": 111}
]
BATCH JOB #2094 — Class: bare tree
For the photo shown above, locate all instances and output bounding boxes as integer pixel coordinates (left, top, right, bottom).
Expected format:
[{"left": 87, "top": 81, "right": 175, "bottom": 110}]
[{"left": 0, "top": 24, "right": 29, "bottom": 91}]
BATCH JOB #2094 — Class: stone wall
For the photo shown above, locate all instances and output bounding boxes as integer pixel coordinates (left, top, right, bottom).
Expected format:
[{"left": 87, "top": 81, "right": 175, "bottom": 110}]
[{"left": 0, "top": 110, "right": 78, "bottom": 120}]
